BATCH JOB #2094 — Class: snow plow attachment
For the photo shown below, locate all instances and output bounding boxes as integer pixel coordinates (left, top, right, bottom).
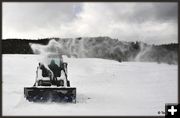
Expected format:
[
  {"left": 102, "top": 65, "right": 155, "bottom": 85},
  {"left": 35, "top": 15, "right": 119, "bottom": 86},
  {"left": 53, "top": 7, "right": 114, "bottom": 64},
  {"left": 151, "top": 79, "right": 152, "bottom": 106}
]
[{"left": 24, "top": 87, "right": 76, "bottom": 103}]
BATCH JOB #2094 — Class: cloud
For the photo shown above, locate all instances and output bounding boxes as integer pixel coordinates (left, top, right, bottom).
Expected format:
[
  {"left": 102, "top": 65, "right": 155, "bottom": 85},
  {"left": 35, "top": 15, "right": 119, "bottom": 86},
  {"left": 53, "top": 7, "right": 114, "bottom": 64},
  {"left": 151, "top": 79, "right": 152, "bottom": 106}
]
[
  {"left": 3, "top": 2, "right": 82, "bottom": 37},
  {"left": 2, "top": 2, "right": 178, "bottom": 44}
]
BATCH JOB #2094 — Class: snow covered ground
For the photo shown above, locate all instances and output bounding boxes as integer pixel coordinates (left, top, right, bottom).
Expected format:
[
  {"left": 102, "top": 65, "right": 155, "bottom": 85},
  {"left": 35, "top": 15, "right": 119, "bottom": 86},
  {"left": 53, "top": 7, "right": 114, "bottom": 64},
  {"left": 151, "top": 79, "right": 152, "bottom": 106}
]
[{"left": 2, "top": 54, "right": 178, "bottom": 116}]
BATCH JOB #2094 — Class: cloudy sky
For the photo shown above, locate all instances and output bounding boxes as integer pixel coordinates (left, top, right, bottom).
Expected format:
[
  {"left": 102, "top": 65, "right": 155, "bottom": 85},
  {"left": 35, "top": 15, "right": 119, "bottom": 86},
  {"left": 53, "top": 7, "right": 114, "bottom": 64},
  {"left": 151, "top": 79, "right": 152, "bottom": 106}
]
[{"left": 3, "top": 2, "right": 178, "bottom": 44}]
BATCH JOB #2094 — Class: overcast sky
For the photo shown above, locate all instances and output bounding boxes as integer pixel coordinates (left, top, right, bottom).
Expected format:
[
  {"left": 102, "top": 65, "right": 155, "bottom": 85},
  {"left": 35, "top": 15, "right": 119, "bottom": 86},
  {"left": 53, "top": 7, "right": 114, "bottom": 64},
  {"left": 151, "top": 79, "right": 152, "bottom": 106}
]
[{"left": 3, "top": 2, "right": 178, "bottom": 44}]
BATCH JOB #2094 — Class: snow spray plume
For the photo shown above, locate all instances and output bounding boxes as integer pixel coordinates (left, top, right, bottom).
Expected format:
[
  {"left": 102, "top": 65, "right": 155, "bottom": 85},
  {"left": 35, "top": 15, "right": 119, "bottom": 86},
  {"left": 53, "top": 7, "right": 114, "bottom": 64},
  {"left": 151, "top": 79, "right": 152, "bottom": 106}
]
[
  {"left": 56, "top": 37, "right": 133, "bottom": 60},
  {"left": 134, "top": 42, "right": 153, "bottom": 62},
  {"left": 29, "top": 37, "right": 177, "bottom": 64},
  {"left": 134, "top": 42, "right": 177, "bottom": 64},
  {"left": 40, "top": 37, "right": 134, "bottom": 61},
  {"left": 29, "top": 39, "right": 67, "bottom": 66}
]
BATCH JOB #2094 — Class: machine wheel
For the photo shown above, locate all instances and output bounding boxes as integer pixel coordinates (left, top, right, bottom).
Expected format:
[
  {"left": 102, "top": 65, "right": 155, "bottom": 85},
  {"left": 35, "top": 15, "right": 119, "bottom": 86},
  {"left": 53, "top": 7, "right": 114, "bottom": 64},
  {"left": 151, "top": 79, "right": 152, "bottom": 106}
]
[
  {"left": 57, "top": 80, "right": 64, "bottom": 86},
  {"left": 67, "top": 80, "right": 70, "bottom": 87},
  {"left": 38, "top": 80, "right": 43, "bottom": 86}
]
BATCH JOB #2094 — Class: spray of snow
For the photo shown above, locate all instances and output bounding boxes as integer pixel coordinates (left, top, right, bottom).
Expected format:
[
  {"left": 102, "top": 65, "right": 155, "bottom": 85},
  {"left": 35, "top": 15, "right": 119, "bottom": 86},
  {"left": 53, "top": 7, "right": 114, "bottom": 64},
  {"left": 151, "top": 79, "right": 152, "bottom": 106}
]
[
  {"left": 29, "top": 39, "right": 66, "bottom": 67},
  {"left": 134, "top": 43, "right": 153, "bottom": 62},
  {"left": 29, "top": 38, "right": 177, "bottom": 64},
  {"left": 29, "top": 38, "right": 88, "bottom": 59}
]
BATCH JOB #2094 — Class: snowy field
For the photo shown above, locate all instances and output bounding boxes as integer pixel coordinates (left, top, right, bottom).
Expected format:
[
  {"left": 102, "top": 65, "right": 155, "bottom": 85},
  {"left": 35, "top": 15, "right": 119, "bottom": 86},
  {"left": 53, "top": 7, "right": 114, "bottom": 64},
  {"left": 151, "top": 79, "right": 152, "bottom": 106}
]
[{"left": 2, "top": 54, "right": 178, "bottom": 116}]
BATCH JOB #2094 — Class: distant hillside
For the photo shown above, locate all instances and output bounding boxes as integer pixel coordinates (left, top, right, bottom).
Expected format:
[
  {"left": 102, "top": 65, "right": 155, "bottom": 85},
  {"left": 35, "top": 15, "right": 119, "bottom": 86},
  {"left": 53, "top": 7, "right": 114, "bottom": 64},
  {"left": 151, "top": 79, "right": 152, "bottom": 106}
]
[
  {"left": 2, "top": 37, "right": 178, "bottom": 64},
  {"left": 2, "top": 38, "right": 51, "bottom": 54}
]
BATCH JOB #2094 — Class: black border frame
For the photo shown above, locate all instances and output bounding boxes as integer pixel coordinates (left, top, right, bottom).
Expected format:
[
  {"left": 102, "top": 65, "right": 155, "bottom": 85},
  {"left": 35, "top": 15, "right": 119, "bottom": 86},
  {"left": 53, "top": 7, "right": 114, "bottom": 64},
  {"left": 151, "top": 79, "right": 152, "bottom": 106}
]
[{"left": 0, "top": 0, "right": 179, "bottom": 118}]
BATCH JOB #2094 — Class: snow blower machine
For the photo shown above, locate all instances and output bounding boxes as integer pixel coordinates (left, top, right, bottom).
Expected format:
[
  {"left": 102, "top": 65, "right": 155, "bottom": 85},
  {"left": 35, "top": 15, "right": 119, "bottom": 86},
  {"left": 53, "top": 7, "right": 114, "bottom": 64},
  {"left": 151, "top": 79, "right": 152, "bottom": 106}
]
[{"left": 24, "top": 54, "right": 76, "bottom": 103}]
